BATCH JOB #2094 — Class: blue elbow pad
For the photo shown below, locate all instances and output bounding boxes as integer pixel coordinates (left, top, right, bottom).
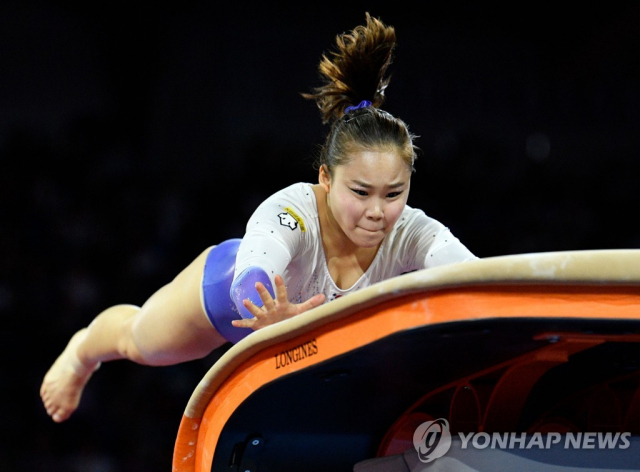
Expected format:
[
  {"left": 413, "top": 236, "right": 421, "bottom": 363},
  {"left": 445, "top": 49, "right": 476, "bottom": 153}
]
[
  {"left": 230, "top": 266, "right": 275, "bottom": 319},
  {"left": 202, "top": 239, "right": 254, "bottom": 344}
]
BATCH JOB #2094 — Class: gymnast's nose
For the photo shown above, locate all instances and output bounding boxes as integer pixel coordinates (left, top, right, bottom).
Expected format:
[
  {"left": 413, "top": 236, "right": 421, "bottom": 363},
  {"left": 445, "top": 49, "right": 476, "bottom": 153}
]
[{"left": 365, "top": 200, "right": 384, "bottom": 220}]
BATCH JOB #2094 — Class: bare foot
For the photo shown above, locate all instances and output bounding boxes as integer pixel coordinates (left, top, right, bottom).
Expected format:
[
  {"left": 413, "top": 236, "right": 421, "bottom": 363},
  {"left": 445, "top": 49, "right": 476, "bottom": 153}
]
[{"left": 40, "top": 328, "right": 100, "bottom": 422}]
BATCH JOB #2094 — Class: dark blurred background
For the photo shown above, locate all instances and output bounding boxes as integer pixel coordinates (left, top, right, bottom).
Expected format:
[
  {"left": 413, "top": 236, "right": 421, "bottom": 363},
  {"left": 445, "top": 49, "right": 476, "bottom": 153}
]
[{"left": 2, "top": 1, "right": 639, "bottom": 470}]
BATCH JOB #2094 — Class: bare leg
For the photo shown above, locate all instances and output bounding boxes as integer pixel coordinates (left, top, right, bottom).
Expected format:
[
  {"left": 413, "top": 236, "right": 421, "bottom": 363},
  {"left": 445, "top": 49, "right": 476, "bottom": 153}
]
[{"left": 40, "top": 246, "right": 228, "bottom": 423}]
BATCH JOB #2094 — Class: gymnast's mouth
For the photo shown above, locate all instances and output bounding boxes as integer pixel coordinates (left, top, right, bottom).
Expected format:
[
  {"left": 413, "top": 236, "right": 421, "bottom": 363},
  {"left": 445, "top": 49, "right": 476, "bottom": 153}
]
[{"left": 358, "top": 226, "right": 385, "bottom": 233}]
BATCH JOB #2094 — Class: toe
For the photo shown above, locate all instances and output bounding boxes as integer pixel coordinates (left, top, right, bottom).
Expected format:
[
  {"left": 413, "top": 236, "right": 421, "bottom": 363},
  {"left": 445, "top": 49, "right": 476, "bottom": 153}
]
[{"left": 52, "top": 408, "right": 69, "bottom": 423}]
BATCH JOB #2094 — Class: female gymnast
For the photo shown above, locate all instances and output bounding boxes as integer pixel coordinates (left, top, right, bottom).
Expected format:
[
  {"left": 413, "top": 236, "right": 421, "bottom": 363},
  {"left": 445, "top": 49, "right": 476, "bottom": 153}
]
[{"left": 41, "top": 13, "right": 477, "bottom": 423}]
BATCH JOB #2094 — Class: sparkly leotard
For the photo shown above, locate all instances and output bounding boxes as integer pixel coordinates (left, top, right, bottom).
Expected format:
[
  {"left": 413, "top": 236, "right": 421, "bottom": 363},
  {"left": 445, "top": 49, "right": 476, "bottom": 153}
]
[{"left": 202, "top": 182, "right": 477, "bottom": 343}]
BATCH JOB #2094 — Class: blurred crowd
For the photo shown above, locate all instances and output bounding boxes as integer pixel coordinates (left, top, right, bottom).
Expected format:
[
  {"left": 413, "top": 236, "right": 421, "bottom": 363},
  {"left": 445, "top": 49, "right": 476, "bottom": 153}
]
[{"left": 2, "top": 2, "right": 639, "bottom": 471}]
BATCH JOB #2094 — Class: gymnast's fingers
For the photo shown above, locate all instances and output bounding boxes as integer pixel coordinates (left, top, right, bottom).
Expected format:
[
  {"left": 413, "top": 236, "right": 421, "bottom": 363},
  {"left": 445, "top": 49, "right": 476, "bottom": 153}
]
[
  {"left": 231, "top": 317, "right": 255, "bottom": 329},
  {"left": 242, "top": 298, "right": 265, "bottom": 318},
  {"left": 298, "top": 293, "right": 326, "bottom": 313},
  {"left": 274, "top": 275, "right": 288, "bottom": 304},
  {"left": 255, "top": 282, "right": 275, "bottom": 311}
]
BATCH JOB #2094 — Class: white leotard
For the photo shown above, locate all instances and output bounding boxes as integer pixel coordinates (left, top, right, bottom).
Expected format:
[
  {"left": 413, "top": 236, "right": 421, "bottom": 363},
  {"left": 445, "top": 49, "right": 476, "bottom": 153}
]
[{"left": 234, "top": 183, "right": 477, "bottom": 304}]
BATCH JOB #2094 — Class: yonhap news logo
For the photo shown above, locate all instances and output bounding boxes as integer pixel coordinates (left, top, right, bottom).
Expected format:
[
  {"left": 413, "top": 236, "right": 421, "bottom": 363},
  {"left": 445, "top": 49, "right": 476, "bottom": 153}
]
[
  {"left": 413, "top": 418, "right": 632, "bottom": 463},
  {"left": 413, "top": 418, "right": 452, "bottom": 463}
]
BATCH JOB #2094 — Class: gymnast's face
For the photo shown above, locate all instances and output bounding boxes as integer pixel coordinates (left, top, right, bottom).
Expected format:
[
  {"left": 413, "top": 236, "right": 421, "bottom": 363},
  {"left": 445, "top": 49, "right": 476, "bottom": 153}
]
[{"left": 320, "top": 148, "right": 411, "bottom": 248}]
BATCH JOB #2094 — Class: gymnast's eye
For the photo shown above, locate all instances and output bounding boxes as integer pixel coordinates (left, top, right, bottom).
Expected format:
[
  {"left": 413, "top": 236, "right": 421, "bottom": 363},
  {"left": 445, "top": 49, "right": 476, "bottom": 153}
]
[{"left": 351, "top": 188, "right": 368, "bottom": 196}]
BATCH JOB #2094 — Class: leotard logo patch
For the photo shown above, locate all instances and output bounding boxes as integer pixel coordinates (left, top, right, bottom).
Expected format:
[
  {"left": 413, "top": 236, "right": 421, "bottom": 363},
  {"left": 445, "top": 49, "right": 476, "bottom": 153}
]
[{"left": 278, "top": 207, "right": 306, "bottom": 232}]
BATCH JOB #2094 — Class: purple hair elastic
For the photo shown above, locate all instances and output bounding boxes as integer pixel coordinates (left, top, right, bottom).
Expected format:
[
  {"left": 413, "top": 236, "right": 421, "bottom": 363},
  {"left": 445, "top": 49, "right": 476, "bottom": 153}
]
[{"left": 344, "top": 100, "right": 372, "bottom": 114}]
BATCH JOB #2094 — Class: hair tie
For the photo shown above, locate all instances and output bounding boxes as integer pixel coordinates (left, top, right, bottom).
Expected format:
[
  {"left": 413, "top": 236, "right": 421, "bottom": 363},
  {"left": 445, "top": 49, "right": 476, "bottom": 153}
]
[{"left": 344, "top": 100, "right": 372, "bottom": 114}]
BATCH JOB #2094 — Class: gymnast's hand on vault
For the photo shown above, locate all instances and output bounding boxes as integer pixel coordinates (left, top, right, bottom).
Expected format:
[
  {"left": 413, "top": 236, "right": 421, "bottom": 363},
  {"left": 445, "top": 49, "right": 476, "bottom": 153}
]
[{"left": 231, "top": 274, "right": 326, "bottom": 331}]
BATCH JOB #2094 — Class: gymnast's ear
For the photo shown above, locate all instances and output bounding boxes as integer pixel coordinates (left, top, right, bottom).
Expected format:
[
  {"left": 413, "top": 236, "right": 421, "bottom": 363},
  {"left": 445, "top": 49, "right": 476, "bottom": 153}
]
[{"left": 319, "top": 164, "right": 332, "bottom": 192}]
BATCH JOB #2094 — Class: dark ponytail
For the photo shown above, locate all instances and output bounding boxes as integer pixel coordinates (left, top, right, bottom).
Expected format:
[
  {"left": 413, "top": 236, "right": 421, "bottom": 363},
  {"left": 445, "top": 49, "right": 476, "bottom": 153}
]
[{"left": 303, "top": 13, "right": 418, "bottom": 174}]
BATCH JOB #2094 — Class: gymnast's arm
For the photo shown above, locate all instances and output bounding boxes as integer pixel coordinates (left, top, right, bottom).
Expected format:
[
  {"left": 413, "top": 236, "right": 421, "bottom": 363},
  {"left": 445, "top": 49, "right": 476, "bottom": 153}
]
[
  {"left": 400, "top": 208, "right": 478, "bottom": 271},
  {"left": 229, "top": 199, "right": 325, "bottom": 331}
]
